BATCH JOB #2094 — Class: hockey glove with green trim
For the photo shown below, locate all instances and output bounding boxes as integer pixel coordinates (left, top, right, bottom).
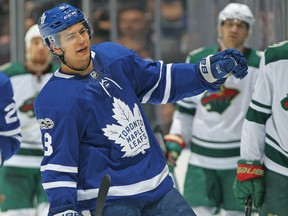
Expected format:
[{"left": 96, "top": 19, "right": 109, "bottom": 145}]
[
  {"left": 233, "top": 159, "right": 265, "bottom": 208},
  {"left": 164, "top": 134, "right": 186, "bottom": 171}
]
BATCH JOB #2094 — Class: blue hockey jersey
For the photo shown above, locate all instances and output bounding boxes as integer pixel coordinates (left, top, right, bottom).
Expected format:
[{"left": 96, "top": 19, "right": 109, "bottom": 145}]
[
  {"left": 0, "top": 72, "right": 21, "bottom": 164},
  {"left": 34, "top": 42, "right": 210, "bottom": 214}
]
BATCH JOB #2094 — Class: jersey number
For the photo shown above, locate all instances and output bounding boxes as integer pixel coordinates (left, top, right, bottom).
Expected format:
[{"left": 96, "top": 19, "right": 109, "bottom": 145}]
[
  {"left": 43, "top": 132, "right": 53, "bottom": 156},
  {"left": 4, "top": 102, "right": 17, "bottom": 124}
]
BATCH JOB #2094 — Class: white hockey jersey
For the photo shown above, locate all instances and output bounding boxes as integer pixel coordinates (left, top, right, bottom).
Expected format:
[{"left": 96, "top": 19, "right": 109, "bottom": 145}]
[
  {"left": 2, "top": 62, "right": 59, "bottom": 168},
  {"left": 170, "top": 47, "right": 262, "bottom": 169},
  {"left": 241, "top": 41, "right": 288, "bottom": 177}
]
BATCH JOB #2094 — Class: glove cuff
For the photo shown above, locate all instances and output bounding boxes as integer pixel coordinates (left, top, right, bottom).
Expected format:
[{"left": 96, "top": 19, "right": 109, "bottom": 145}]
[
  {"left": 164, "top": 134, "right": 186, "bottom": 149},
  {"left": 236, "top": 159, "right": 264, "bottom": 181},
  {"left": 198, "top": 55, "right": 218, "bottom": 83}
]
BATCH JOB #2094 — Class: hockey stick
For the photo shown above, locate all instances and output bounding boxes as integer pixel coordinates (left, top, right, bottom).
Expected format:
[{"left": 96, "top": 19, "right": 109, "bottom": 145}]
[
  {"left": 245, "top": 195, "right": 252, "bottom": 216},
  {"left": 153, "top": 125, "right": 179, "bottom": 190},
  {"left": 95, "top": 174, "right": 111, "bottom": 216}
]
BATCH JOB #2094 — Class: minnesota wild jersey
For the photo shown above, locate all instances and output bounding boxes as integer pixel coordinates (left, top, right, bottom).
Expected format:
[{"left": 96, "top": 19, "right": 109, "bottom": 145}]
[
  {"left": 241, "top": 41, "right": 288, "bottom": 177},
  {"left": 1, "top": 62, "right": 59, "bottom": 168},
  {"left": 170, "top": 47, "right": 262, "bottom": 169}
]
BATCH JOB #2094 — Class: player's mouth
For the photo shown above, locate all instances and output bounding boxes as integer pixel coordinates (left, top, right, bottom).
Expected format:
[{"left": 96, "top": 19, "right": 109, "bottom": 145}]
[{"left": 77, "top": 46, "right": 88, "bottom": 54}]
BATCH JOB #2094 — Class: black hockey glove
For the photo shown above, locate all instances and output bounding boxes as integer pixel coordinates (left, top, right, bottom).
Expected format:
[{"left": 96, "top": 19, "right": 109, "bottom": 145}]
[{"left": 197, "top": 48, "right": 248, "bottom": 91}]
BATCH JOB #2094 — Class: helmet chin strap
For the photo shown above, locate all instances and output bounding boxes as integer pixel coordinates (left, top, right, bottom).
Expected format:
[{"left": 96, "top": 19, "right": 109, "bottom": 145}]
[{"left": 58, "top": 48, "right": 92, "bottom": 72}]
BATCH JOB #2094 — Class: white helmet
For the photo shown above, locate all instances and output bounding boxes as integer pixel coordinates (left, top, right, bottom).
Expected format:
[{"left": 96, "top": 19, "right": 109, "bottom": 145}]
[
  {"left": 25, "top": 24, "right": 42, "bottom": 50},
  {"left": 218, "top": 3, "right": 255, "bottom": 29}
]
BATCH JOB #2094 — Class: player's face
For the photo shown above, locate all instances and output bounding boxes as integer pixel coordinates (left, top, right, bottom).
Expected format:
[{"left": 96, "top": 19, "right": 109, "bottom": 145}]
[
  {"left": 29, "top": 37, "right": 51, "bottom": 64},
  {"left": 219, "top": 19, "right": 249, "bottom": 49},
  {"left": 58, "top": 22, "right": 91, "bottom": 69}
]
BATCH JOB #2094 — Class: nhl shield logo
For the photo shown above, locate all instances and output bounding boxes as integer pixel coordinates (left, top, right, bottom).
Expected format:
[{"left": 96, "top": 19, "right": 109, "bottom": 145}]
[{"left": 90, "top": 71, "right": 99, "bottom": 79}]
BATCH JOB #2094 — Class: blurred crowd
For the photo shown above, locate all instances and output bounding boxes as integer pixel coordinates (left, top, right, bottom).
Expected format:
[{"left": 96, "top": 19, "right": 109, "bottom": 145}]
[{"left": 0, "top": 0, "right": 285, "bottom": 132}]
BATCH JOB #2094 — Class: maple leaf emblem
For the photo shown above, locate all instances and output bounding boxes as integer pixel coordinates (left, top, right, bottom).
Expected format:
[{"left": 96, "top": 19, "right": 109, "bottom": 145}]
[{"left": 102, "top": 97, "right": 150, "bottom": 158}]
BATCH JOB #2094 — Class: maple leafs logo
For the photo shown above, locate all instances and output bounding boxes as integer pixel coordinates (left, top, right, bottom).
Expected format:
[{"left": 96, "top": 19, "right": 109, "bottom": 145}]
[{"left": 103, "top": 97, "right": 150, "bottom": 158}]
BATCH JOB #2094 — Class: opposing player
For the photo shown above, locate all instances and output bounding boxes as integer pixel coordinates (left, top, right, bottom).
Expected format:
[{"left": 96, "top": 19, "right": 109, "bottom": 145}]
[
  {"left": 0, "top": 24, "right": 59, "bottom": 216},
  {"left": 233, "top": 41, "right": 288, "bottom": 215},
  {"left": 0, "top": 72, "right": 21, "bottom": 166},
  {"left": 35, "top": 3, "right": 248, "bottom": 215},
  {"left": 166, "top": 3, "right": 262, "bottom": 215}
]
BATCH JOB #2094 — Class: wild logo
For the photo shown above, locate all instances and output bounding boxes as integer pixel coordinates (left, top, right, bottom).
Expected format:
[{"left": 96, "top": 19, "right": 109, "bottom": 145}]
[
  {"left": 19, "top": 96, "right": 37, "bottom": 117},
  {"left": 201, "top": 86, "right": 239, "bottom": 114},
  {"left": 280, "top": 94, "right": 288, "bottom": 111}
]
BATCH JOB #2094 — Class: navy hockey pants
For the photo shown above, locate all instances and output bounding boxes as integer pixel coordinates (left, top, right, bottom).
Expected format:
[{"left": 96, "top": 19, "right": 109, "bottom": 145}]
[{"left": 96, "top": 187, "right": 196, "bottom": 216}]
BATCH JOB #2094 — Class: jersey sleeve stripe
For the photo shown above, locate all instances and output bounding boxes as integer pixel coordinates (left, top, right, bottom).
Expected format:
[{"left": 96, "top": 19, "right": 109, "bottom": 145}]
[
  {"left": 0, "top": 127, "right": 21, "bottom": 136},
  {"left": 41, "top": 164, "right": 78, "bottom": 173},
  {"left": 250, "top": 100, "right": 272, "bottom": 114},
  {"left": 141, "top": 60, "right": 164, "bottom": 103},
  {"left": 43, "top": 181, "right": 77, "bottom": 190},
  {"left": 161, "top": 63, "right": 172, "bottom": 104}
]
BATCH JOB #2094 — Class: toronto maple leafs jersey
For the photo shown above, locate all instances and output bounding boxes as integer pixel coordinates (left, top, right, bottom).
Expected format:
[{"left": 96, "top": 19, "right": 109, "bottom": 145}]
[
  {"left": 1, "top": 62, "right": 59, "bottom": 168},
  {"left": 0, "top": 72, "right": 21, "bottom": 164},
  {"left": 34, "top": 42, "right": 213, "bottom": 214},
  {"left": 241, "top": 41, "right": 288, "bottom": 177},
  {"left": 169, "top": 47, "right": 262, "bottom": 169}
]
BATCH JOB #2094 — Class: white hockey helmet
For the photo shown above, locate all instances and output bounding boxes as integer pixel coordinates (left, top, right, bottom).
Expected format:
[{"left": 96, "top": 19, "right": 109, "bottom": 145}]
[
  {"left": 25, "top": 24, "right": 42, "bottom": 50},
  {"left": 218, "top": 3, "right": 255, "bottom": 30}
]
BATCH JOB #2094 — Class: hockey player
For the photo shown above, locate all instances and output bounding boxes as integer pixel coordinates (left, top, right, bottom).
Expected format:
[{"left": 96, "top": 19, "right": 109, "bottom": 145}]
[
  {"left": 0, "top": 72, "right": 21, "bottom": 166},
  {"left": 233, "top": 41, "right": 288, "bottom": 215},
  {"left": 0, "top": 25, "right": 59, "bottom": 216},
  {"left": 166, "top": 3, "right": 262, "bottom": 216},
  {"left": 35, "top": 3, "right": 248, "bottom": 215}
]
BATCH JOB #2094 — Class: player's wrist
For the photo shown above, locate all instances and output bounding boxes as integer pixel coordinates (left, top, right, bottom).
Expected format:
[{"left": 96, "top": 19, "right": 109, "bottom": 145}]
[{"left": 236, "top": 159, "right": 264, "bottom": 181}]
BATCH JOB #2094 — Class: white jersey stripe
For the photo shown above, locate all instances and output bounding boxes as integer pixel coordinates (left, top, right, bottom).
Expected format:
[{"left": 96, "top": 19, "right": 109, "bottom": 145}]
[
  {"left": 41, "top": 164, "right": 78, "bottom": 173},
  {"left": 43, "top": 181, "right": 77, "bottom": 190},
  {"left": 77, "top": 165, "right": 169, "bottom": 201},
  {"left": 250, "top": 101, "right": 272, "bottom": 114},
  {"left": 142, "top": 61, "right": 163, "bottom": 103},
  {"left": 0, "top": 127, "right": 21, "bottom": 136},
  {"left": 4, "top": 155, "right": 42, "bottom": 168},
  {"left": 162, "top": 63, "right": 172, "bottom": 104}
]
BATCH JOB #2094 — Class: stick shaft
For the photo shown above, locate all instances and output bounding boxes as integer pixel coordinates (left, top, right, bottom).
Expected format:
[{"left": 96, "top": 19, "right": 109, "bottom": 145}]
[{"left": 95, "top": 174, "right": 111, "bottom": 216}]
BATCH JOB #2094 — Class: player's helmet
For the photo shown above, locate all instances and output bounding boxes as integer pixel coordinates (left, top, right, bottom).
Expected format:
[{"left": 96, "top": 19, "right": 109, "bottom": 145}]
[
  {"left": 38, "top": 3, "right": 93, "bottom": 52},
  {"left": 218, "top": 3, "right": 255, "bottom": 30}
]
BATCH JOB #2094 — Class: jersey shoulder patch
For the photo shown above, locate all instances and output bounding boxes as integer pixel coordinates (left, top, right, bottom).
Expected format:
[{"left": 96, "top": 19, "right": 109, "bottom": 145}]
[{"left": 264, "top": 40, "right": 288, "bottom": 65}]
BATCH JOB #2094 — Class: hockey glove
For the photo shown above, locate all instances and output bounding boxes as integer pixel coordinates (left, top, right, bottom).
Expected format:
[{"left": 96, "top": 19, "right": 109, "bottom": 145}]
[
  {"left": 233, "top": 159, "right": 265, "bottom": 208},
  {"left": 54, "top": 210, "right": 91, "bottom": 215},
  {"left": 197, "top": 48, "right": 248, "bottom": 91},
  {"left": 164, "top": 134, "right": 186, "bottom": 171}
]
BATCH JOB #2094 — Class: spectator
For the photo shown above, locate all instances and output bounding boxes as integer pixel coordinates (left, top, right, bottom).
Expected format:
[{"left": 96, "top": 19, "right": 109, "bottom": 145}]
[{"left": 117, "top": 5, "right": 153, "bottom": 60}]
